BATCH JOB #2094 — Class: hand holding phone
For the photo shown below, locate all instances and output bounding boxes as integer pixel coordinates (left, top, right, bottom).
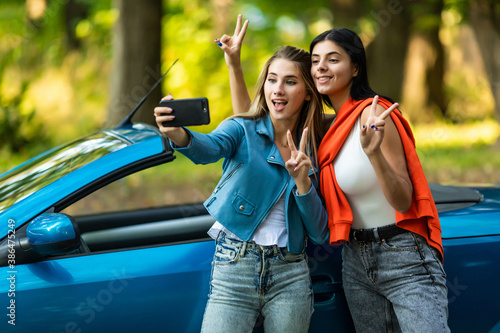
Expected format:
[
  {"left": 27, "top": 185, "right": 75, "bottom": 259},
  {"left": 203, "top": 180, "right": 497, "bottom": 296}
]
[{"left": 160, "top": 97, "right": 210, "bottom": 127}]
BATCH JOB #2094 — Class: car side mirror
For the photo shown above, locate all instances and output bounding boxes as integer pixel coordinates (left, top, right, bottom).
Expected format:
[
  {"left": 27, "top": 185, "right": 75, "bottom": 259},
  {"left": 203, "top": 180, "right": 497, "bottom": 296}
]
[
  {"left": 0, "top": 213, "right": 82, "bottom": 266},
  {"left": 26, "top": 213, "right": 81, "bottom": 256}
]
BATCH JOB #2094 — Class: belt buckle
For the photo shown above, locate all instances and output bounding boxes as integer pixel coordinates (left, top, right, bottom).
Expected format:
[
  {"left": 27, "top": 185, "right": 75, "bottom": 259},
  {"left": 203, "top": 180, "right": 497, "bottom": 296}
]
[{"left": 352, "top": 229, "right": 361, "bottom": 241}]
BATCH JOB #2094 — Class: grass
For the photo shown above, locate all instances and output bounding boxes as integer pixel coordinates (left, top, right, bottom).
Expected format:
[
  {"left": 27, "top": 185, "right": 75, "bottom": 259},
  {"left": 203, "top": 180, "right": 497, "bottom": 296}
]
[
  {"left": 418, "top": 144, "right": 500, "bottom": 185},
  {"left": 413, "top": 119, "right": 500, "bottom": 185}
]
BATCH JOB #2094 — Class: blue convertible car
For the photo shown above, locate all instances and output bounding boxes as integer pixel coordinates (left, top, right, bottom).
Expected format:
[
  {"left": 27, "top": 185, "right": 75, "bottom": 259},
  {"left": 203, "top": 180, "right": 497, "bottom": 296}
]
[{"left": 1, "top": 121, "right": 499, "bottom": 332}]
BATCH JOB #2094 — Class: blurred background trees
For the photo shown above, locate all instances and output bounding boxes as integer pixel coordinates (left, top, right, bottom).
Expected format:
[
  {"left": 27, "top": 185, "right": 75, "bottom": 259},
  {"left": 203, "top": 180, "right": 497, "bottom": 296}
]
[{"left": 1, "top": 0, "right": 499, "bottom": 184}]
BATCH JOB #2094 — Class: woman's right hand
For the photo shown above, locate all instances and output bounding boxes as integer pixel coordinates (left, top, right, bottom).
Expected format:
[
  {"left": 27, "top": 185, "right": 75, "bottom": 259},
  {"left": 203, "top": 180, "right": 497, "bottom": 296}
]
[
  {"left": 154, "top": 94, "right": 190, "bottom": 147},
  {"left": 154, "top": 94, "right": 178, "bottom": 135},
  {"left": 285, "top": 128, "right": 312, "bottom": 195},
  {"left": 214, "top": 14, "right": 249, "bottom": 68}
]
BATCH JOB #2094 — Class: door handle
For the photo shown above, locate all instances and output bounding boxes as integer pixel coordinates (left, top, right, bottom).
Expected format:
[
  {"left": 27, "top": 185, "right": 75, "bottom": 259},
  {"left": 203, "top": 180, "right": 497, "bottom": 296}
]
[{"left": 312, "top": 281, "right": 342, "bottom": 294}]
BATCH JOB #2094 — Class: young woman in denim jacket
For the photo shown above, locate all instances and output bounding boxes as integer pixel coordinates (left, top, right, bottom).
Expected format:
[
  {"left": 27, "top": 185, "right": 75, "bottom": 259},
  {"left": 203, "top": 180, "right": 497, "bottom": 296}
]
[
  {"left": 219, "top": 15, "right": 449, "bottom": 333},
  {"left": 154, "top": 45, "right": 329, "bottom": 332}
]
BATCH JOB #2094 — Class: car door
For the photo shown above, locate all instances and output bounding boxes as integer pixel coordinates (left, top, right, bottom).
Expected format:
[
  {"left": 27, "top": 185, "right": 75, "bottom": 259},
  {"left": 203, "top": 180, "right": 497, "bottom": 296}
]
[
  {"left": 437, "top": 186, "right": 500, "bottom": 332},
  {"left": 307, "top": 242, "right": 355, "bottom": 332},
  {"left": 1, "top": 239, "right": 215, "bottom": 333},
  {"left": 0, "top": 124, "right": 218, "bottom": 332}
]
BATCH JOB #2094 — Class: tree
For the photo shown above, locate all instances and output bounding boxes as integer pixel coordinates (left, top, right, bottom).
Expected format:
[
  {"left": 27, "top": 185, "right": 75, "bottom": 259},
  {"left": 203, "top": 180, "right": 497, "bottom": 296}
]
[
  {"left": 401, "top": 0, "right": 447, "bottom": 123},
  {"left": 329, "top": 0, "right": 363, "bottom": 29},
  {"left": 64, "top": 0, "right": 89, "bottom": 50},
  {"left": 469, "top": 0, "right": 500, "bottom": 121},
  {"left": 107, "top": 0, "right": 163, "bottom": 127},
  {"left": 365, "top": 0, "right": 412, "bottom": 102}
]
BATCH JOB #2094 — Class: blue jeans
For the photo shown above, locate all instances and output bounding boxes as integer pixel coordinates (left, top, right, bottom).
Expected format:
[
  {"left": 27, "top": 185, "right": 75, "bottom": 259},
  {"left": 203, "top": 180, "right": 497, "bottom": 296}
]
[
  {"left": 201, "top": 232, "right": 313, "bottom": 333},
  {"left": 342, "top": 230, "right": 450, "bottom": 333}
]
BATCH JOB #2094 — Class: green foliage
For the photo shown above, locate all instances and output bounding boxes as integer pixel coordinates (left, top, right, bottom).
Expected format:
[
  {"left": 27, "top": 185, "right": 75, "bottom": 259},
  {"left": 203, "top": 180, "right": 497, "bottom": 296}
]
[
  {"left": 0, "top": 0, "right": 498, "bottom": 184},
  {"left": 163, "top": 0, "right": 334, "bottom": 131},
  {"left": 0, "top": 88, "right": 49, "bottom": 153},
  {"left": 0, "top": 1, "right": 114, "bottom": 157}
]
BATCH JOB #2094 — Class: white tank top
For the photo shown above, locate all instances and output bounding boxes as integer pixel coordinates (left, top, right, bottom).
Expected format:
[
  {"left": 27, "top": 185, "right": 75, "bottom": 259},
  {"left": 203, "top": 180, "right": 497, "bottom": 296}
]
[
  {"left": 334, "top": 118, "right": 396, "bottom": 229},
  {"left": 251, "top": 193, "right": 287, "bottom": 246}
]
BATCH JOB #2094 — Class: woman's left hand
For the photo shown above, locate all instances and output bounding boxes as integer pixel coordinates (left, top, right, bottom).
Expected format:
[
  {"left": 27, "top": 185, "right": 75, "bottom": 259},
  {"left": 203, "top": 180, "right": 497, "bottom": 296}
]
[
  {"left": 285, "top": 128, "right": 312, "bottom": 195},
  {"left": 360, "top": 95, "right": 399, "bottom": 156},
  {"left": 214, "top": 14, "right": 249, "bottom": 68}
]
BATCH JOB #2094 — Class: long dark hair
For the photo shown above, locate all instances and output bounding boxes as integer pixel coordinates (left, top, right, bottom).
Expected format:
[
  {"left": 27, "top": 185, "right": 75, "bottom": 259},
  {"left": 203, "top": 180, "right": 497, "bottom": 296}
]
[{"left": 310, "top": 28, "right": 393, "bottom": 107}]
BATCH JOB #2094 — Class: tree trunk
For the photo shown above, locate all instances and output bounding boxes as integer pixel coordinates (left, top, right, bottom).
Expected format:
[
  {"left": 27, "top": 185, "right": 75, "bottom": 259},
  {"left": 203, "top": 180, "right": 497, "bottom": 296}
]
[
  {"left": 365, "top": 0, "right": 412, "bottom": 102},
  {"left": 469, "top": 0, "right": 500, "bottom": 121},
  {"left": 397, "top": 0, "right": 447, "bottom": 123},
  {"left": 401, "top": 32, "right": 445, "bottom": 123},
  {"left": 425, "top": 24, "right": 447, "bottom": 119},
  {"left": 107, "top": 0, "right": 163, "bottom": 127},
  {"left": 64, "top": 0, "right": 89, "bottom": 50},
  {"left": 329, "top": 0, "right": 363, "bottom": 29}
]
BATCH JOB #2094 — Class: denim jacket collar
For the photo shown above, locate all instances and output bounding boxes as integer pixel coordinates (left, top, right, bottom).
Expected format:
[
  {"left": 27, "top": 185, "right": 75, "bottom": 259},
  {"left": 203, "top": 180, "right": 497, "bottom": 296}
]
[{"left": 255, "top": 114, "right": 275, "bottom": 141}]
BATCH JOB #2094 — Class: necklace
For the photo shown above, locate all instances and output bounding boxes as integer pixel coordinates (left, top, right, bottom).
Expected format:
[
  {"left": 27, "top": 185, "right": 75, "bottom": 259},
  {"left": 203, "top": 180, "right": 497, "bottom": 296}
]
[
  {"left": 275, "top": 139, "right": 289, "bottom": 149},
  {"left": 278, "top": 142, "right": 288, "bottom": 148}
]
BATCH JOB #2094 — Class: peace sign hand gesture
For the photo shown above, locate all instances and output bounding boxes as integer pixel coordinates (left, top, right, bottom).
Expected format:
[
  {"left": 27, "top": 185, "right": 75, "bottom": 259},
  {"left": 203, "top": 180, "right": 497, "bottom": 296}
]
[
  {"left": 215, "top": 14, "right": 249, "bottom": 68},
  {"left": 360, "top": 95, "right": 399, "bottom": 156},
  {"left": 285, "top": 128, "right": 312, "bottom": 195}
]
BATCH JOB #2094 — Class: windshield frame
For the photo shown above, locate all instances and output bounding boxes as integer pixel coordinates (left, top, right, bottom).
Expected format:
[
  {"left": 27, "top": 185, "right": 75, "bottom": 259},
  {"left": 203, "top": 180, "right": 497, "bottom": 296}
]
[
  {"left": 0, "top": 124, "right": 169, "bottom": 238},
  {"left": 0, "top": 133, "right": 129, "bottom": 213}
]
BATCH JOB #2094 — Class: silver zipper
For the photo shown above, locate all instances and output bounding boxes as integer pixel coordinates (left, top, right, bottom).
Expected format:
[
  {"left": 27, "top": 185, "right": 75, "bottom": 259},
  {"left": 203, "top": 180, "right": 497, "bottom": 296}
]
[{"left": 213, "top": 162, "right": 243, "bottom": 194}]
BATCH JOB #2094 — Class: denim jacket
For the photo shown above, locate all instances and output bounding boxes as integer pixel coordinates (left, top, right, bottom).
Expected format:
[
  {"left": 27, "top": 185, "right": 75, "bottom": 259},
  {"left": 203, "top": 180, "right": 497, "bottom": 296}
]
[{"left": 172, "top": 115, "right": 329, "bottom": 253}]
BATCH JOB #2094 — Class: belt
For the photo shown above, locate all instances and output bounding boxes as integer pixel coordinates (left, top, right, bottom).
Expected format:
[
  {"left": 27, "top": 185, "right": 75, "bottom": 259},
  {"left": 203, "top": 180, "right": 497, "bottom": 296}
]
[{"left": 350, "top": 224, "right": 408, "bottom": 242}]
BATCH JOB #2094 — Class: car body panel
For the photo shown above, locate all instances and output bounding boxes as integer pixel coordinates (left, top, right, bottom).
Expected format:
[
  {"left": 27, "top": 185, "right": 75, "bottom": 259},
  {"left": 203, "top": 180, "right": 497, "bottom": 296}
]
[
  {"left": 439, "top": 186, "right": 500, "bottom": 239},
  {"left": 442, "top": 235, "right": 500, "bottom": 332},
  {"left": 2, "top": 241, "right": 214, "bottom": 332},
  {"left": 433, "top": 186, "right": 500, "bottom": 332},
  {"left": 1, "top": 123, "right": 499, "bottom": 333}
]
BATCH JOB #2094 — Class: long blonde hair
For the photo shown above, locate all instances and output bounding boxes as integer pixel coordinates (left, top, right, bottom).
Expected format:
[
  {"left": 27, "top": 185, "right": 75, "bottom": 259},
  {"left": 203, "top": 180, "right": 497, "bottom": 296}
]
[{"left": 231, "top": 46, "right": 324, "bottom": 165}]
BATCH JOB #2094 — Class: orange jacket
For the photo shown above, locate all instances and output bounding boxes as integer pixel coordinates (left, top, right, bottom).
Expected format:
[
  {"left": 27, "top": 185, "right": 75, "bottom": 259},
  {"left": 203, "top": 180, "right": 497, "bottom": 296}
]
[{"left": 318, "top": 97, "right": 444, "bottom": 260}]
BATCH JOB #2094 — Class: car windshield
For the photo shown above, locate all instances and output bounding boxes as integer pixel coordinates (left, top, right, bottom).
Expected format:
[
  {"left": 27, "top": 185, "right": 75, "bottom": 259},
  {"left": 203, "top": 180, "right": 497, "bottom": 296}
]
[{"left": 0, "top": 132, "right": 128, "bottom": 213}]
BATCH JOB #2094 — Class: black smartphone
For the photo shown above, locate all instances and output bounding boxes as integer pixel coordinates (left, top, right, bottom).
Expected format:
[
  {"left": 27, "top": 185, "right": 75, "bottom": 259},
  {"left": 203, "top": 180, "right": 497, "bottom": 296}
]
[{"left": 160, "top": 97, "right": 210, "bottom": 127}]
